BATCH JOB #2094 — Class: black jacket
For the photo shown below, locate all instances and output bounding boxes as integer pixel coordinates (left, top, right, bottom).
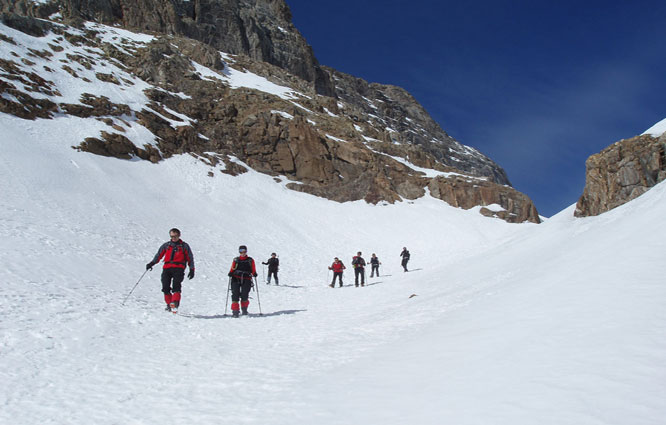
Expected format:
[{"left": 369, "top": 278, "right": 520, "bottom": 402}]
[{"left": 262, "top": 257, "right": 279, "bottom": 272}]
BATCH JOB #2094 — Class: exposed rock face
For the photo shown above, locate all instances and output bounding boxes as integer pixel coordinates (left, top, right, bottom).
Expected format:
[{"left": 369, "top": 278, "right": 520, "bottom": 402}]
[
  {"left": 429, "top": 176, "right": 539, "bottom": 223},
  {"left": 4, "top": 0, "right": 336, "bottom": 97},
  {"left": 327, "top": 68, "right": 511, "bottom": 185},
  {"left": 575, "top": 133, "right": 666, "bottom": 217},
  {"left": 0, "top": 7, "right": 541, "bottom": 223}
]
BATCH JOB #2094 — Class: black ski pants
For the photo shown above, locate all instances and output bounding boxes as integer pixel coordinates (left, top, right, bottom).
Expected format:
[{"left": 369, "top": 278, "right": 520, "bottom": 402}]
[
  {"left": 355, "top": 267, "right": 365, "bottom": 285},
  {"left": 371, "top": 264, "right": 379, "bottom": 277},
  {"left": 401, "top": 258, "right": 409, "bottom": 271},
  {"left": 331, "top": 271, "right": 343, "bottom": 286},
  {"left": 231, "top": 278, "right": 252, "bottom": 302},
  {"left": 161, "top": 268, "right": 184, "bottom": 294},
  {"left": 267, "top": 270, "right": 279, "bottom": 284}
]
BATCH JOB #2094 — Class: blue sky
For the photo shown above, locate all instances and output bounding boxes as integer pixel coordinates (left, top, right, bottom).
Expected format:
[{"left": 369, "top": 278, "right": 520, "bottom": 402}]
[{"left": 285, "top": 0, "right": 666, "bottom": 216}]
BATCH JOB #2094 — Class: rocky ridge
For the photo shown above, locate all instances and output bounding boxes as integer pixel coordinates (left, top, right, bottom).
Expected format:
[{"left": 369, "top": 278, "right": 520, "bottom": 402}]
[{"left": 0, "top": 1, "right": 540, "bottom": 223}]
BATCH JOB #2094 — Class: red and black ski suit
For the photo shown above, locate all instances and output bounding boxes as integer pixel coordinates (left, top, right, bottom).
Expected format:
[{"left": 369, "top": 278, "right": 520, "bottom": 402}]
[
  {"left": 149, "top": 239, "right": 195, "bottom": 307},
  {"left": 228, "top": 255, "right": 257, "bottom": 313},
  {"left": 329, "top": 261, "right": 345, "bottom": 287}
]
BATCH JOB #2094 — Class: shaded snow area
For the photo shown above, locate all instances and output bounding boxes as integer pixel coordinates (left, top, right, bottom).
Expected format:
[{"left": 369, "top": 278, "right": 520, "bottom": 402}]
[
  {"left": 2, "top": 110, "right": 666, "bottom": 425},
  {"left": 643, "top": 117, "right": 666, "bottom": 136}
]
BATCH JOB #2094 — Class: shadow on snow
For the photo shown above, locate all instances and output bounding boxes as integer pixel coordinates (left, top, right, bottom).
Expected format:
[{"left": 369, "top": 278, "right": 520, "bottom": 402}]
[{"left": 179, "top": 309, "right": 307, "bottom": 319}]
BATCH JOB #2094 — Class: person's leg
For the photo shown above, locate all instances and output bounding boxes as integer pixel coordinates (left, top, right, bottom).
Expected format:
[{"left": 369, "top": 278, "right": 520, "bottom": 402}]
[
  {"left": 161, "top": 269, "right": 173, "bottom": 308},
  {"left": 171, "top": 269, "right": 185, "bottom": 307},
  {"left": 231, "top": 279, "right": 241, "bottom": 316},
  {"left": 240, "top": 280, "right": 252, "bottom": 314}
]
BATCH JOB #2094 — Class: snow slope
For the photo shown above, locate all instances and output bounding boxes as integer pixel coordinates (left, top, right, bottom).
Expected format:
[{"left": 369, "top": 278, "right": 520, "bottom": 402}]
[
  {"left": 643, "top": 117, "right": 666, "bottom": 136},
  {"left": 2, "top": 109, "right": 666, "bottom": 425}
]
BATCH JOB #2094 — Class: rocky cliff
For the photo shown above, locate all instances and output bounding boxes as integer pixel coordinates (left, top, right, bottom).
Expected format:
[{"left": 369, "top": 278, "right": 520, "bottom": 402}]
[
  {"left": 1, "top": 0, "right": 336, "bottom": 96},
  {"left": 0, "top": 0, "right": 540, "bottom": 223},
  {"left": 575, "top": 132, "right": 666, "bottom": 217}
]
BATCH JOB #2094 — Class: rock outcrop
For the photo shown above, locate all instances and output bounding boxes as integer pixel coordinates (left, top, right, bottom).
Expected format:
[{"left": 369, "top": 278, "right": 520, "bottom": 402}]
[
  {"left": 429, "top": 176, "right": 539, "bottom": 223},
  {"left": 0, "top": 4, "right": 541, "bottom": 223},
  {"left": 0, "top": 0, "right": 336, "bottom": 96},
  {"left": 575, "top": 133, "right": 666, "bottom": 217}
]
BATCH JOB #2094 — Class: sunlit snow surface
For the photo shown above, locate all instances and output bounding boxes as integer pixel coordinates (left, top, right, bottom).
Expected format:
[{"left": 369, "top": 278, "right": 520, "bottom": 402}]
[
  {"left": 643, "top": 117, "right": 666, "bottom": 136},
  {"left": 1, "top": 21, "right": 666, "bottom": 425}
]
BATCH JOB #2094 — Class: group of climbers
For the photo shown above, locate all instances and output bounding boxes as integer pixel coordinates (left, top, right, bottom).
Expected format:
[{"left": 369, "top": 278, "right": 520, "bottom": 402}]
[
  {"left": 144, "top": 228, "right": 412, "bottom": 314},
  {"left": 327, "top": 248, "right": 409, "bottom": 288}
]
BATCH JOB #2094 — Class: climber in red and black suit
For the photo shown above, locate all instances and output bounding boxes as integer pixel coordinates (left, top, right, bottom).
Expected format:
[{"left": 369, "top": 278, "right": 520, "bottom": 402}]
[
  {"left": 146, "top": 228, "right": 195, "bottom": 311},
  {"left": 228, "top": 245, "right": 257, "bottom": 317}
]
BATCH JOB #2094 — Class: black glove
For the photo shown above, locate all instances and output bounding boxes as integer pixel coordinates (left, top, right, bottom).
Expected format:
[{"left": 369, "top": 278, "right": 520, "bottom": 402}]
[
  {"left": 188, "top": 269, "right": 195, "bottom": 280},
  {"left": 228, "top": 272, "right": 233, "bottom": 277},
  {"left": 146, "top": 262, "right": 154, "bottom": 271},
  {"left": 252, "top": 273, "right": 258, "bottom": 277}
]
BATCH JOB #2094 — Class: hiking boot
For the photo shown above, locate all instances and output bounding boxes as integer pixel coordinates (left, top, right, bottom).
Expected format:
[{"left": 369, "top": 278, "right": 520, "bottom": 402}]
[
  {"left": 329, "top": 283, "right": 335, "bottom": 288},
  {"left": 165, "top": 305, "right": 172, "bottom": 311},
  {"left": 242, "top": 308, "right": 249, "bottom": 316},
  {"left": 232, "top": 310, "right": 240, "bottom": 318}
]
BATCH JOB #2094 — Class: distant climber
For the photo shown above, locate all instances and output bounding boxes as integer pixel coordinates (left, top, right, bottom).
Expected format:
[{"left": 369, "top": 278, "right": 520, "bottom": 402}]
[
  {"left": 328, "top": 257, "right": 346, "bottom": 287},
  {"left": 370, "top": 253, "right": 381, "bottom": 277},
  {"left": 262, "top": 253, "right": 279, "bottom": 285},
  {"left": 352, "top": 252, "right": 366, "bottom": 287},
  {"left": 400, "top": 247, "right": 410, "bottom": 272}
]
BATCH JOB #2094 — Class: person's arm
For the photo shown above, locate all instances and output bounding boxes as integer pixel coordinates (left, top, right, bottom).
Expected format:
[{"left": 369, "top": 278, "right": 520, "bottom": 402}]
[
  {"left": 184, "top": 243, "right": 195, "bottom": 271},
  {"left": 147, "top": 242, "right": 167, "bottom": 269}
]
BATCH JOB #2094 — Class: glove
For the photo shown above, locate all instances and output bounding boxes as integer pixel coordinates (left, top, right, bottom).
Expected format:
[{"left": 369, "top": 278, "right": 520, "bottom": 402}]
[
  {"left": 146, "top": 262, "right": 154, "bottom": 271},
  {"left": 228, "top": 272, "right": 233, "bottom": 277},
  {"left": 188, "top": 269, "right": 195, "bottom": 280},
  {"left": 252, "top": 273, "right": 258, "bottom": 277}
]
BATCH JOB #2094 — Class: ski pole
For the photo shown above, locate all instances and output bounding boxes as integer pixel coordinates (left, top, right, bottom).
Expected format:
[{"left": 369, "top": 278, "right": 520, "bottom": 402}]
[
  {"left": 122, "top": 269, "right": 149, "bottom": 306},
  {"left": 224, "top": 276, "right": 232, "bottom": 316},
  {"left": 253, "top": 276, "right": 263, "bottom": 315}
]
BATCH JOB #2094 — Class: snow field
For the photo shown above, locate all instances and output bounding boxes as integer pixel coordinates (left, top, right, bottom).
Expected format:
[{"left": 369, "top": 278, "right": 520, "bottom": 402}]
[
  {"left": 2, "top": 20, "right": 666, "bottom": 423},
  {"left": 0, "top": 112, "right": 521, "bottom": 424},
  {"left": 3, "top": 109, "right": 665, "bottom": 424}
]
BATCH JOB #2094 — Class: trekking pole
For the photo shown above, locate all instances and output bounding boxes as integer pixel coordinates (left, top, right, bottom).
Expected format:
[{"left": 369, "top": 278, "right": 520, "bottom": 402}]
[
  {"left": 122, "top": 269, "right": 149, "bottom": 306},
  {"left": 253, "top": 276, "right": 263, "bottom": 315},
  {"left": 262, "top": 264, "right": 266, "bottom": 283},
  {"left": 327, "top": 268, "right": 330, "bottom": 284},
  {"left": 224, "top": 276, "right": 231, "bottom": 316}
]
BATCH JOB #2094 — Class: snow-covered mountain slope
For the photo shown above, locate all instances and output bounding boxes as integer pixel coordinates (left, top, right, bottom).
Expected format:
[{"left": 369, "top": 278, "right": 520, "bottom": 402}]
[
  {"left": 2, "top": 106, "right": 665, "bottom": 424},
  {"left": 0, "top": 16, "right": 541, "bottom": 222}
]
